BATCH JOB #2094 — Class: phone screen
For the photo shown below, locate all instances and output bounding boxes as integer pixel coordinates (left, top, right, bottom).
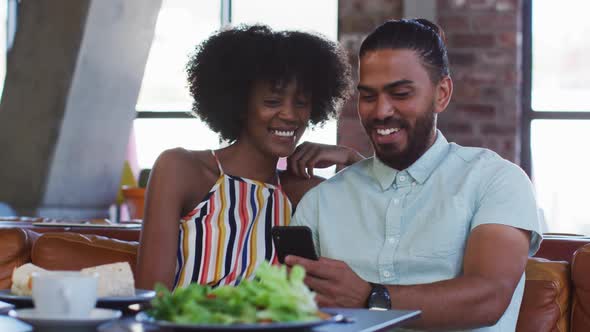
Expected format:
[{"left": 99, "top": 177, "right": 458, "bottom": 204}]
[{"left": 271, "top": 226, "right": 318, "bottom": 263}]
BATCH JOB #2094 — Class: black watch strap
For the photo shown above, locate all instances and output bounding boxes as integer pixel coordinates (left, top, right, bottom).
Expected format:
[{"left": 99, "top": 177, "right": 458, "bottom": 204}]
[{"left": 366, "top": 282, "right": 392, "bottom": 310}]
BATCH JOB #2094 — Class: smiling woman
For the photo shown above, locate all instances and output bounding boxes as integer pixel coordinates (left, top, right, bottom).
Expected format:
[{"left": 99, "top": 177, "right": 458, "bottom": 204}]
[
  {"left": 136, "top": 24, "right": 353, "bottom": 291},
  {"left": 134, "top": 0, "right": 341, "bottom": 179}
]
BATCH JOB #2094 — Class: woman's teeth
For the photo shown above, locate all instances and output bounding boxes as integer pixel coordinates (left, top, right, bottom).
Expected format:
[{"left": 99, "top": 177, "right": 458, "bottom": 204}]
[
  {"left": 376, "top": 128, "right": 400, "bottom": 136},
  {"left": 271, "top": 130, "right": 295, "bottom": 137}
]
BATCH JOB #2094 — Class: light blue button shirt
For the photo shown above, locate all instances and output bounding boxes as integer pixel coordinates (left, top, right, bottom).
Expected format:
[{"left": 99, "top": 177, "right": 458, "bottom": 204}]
[{"left": 292, "top": 131, "right": 542, "bottom": 332}]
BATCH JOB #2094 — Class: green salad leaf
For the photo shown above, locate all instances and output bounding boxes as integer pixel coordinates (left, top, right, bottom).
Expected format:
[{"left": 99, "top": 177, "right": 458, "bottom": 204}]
[{"left": 149, "top": 262, "right": 319, "bottom": 325}]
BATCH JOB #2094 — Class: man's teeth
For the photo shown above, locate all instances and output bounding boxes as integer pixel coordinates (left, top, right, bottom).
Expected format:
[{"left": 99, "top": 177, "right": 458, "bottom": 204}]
[
  {"left": 272, "top": 130, "right": 295, "bottom": 137},
  {"left": 376, "top": 128, "right": 400, "bottom": 136}
]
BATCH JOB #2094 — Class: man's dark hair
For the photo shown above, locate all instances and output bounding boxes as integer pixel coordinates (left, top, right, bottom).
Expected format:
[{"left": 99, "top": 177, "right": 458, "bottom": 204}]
[
  {"left": 359, "top": 18, "right": 449, "bottom": 83},
  {"left": 187, "top": 24, "right": 352, "bottom": 142}
]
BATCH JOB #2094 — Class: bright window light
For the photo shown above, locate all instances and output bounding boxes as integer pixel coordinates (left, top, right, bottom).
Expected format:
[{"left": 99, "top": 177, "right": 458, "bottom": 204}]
[
  {"left": 532, "top": 1, "right": 590, "bottom": 111},
  {"left": 531, "top": 120, "right": 590, "bottom": 235},
  {"left": 136, "top": 0, "right": 220, "bottom": 111}
]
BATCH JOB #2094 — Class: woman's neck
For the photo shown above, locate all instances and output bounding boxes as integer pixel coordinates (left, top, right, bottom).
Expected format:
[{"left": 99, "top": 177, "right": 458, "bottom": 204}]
[{"left": 215, "top": 141, "right": 280, "bottom": 184}]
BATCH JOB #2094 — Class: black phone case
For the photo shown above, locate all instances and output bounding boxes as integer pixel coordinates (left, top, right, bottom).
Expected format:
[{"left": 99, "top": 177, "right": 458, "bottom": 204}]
[{"left": 271, "top": 226, "right": 318, "bottom": 263}]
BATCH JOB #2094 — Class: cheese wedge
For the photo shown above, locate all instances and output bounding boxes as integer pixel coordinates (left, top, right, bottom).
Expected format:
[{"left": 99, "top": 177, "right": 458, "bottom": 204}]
[
  {"left": 11, "top": 263, "right": 47, "bottom": 296},
  {"left": 81, "top": 262, "right": 135, "bottom": 297}
]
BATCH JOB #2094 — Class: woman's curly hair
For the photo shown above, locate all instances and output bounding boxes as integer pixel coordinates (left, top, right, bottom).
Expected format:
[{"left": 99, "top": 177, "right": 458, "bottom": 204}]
[{"left": 186, "top": 24, "right": 352, "bottom": 142}]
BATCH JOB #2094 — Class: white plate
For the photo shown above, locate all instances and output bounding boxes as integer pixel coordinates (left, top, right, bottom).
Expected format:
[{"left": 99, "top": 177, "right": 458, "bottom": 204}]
[
  {"left": 31, "top": 222, "right": 141, "bottom": 228},
  {"left": 9, "top": 308, "right": 121, "bottom": 328},
  {"left": 0, "top": 289, "right": 156, "bottom": 308},
  {"left": 0, "top": 316, "right": 32, "bottom": 332},
  {"left": 0, "top": 299, "right": 14, "bottom": 314},
  {"left": 136, "top": 311, "right": 340, "bottom": 331},
  {"left": 95, "top": 289, "right": 157, "bottom": 308}
]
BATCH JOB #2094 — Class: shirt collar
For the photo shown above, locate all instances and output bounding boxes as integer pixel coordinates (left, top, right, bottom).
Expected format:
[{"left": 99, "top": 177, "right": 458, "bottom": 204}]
[
  {"left": 371, "top": 130, "right": 450, "bottom": 190},
  {"left": 371, "top": 154, "right": 398, "bottom": 191}
]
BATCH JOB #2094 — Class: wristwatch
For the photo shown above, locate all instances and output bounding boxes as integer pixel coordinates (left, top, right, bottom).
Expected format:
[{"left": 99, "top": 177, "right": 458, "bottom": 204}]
[{"left": 366, "top": 282, "right": 391, "bottom": 310}]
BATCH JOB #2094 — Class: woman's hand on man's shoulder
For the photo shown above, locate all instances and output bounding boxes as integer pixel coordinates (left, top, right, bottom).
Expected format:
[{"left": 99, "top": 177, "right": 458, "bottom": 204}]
[{"left": 286, "top": 142, "right": 364, "bottom": 179}]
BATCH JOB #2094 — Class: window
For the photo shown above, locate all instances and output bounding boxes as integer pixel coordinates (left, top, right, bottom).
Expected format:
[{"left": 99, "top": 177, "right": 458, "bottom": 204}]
[
  {"left": 523, "top": 0, "right": 590, "bottom": 234},
  {"left": 231, "top": 0, "right": 337, "bottom": 40},
  {"left": 0, "top": 0, "right": 17, "bottom": 98},
  {"left": 134, "top": 0, "right": 221, "bottom": 168},
  {"left": 136, "top": 1, "right": 220, "bottom": 112},
  {"left": 135, "top": 0, "right": 339, "bottom": 178},
  {"left": 0, "top": 2, "right": 6, "bottom": 97}
]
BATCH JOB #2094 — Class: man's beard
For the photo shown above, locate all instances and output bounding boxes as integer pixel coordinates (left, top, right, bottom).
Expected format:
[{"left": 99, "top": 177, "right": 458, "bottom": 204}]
[{"left": 369, "top": 106, "right": 436, "bottom": 171}]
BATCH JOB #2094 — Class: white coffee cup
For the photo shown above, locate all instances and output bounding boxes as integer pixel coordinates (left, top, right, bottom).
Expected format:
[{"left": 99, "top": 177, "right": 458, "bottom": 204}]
[{"left": 32, "top": 271, "right": 98, "bottom": 318}]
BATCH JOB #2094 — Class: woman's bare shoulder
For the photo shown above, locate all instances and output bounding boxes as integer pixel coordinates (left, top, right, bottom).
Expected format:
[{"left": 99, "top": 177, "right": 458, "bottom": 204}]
[
  {"left": 149, "top": 148, "right": 220, "bottom": 215},
  {"left": 150, "top": 148, "right": 219, "bottom": 188},
  {"left": 154, "top": 148, "right": 215, "bottom": 173}
]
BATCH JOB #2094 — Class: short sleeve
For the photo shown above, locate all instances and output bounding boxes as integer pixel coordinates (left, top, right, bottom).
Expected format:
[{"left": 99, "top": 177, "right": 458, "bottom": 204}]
[
  {"left": 471, "top": 162, "right": 543, "bottom": 256},
  {"left": 290, "top": 187, "right": 321, "bottom": 255}
]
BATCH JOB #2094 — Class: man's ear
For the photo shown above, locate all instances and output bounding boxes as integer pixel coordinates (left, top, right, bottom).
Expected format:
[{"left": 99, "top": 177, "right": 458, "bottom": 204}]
[{"left": 434, "top": 76, "right": 453, "bottom": 114}]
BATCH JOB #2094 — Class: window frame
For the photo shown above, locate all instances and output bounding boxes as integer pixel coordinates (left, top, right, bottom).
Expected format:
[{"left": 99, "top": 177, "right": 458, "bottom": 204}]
[
  {"left": 521, "top": 0, "right": 590, "bottom": 176},
  {"left": 136, "top": 111, "right": 192, "bottom": 119}
]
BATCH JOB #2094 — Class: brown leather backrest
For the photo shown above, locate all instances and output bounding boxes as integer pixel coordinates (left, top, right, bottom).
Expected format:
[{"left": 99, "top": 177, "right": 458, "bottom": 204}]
[
  {"left": 536, "top": 238, "right": 590, "bottom": 264},
  {"left": 31, "top": 232, "right": 139, "bottom": 277},
  {"left": 571, "top": 244, "right": 590, "bottom": 332},
  {"left": 516, "top": 257, "right": 570, "bottom": 332},
  {"left": 0, "top": 228, "right": 39, "bottom": 289}
]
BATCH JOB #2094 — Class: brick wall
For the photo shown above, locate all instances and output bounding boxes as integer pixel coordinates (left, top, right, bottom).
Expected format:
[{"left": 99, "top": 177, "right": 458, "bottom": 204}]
[
  {"left": 337, "top": 0, "right": 523, "bottom": 163},
  {"left": 337, "top": 0, "right": 404, "bottom": 158},
  {"left": 437, "top": 0, "right": 522, "bottom": 162}
]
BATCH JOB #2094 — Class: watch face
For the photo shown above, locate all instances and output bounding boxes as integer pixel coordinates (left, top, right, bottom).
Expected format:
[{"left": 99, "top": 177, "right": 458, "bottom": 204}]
[{"left": 368, "top": 284, "right": 391, "bottom": 310}]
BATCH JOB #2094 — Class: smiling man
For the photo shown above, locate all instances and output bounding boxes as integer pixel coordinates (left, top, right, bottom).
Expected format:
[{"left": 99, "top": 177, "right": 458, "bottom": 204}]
[{"left": 287, "top": 19, "right": 542, "bottom": 331}]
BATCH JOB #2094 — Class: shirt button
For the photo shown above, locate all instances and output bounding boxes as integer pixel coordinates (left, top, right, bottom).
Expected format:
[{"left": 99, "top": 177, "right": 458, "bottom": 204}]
[
  {"left": 399, "top": 175, "right": 406, "bottom": 181},
  {"left": 411, "top": 182, "right": 416, "bottom": 187},
  {"left": 393, "top": 199, "right": 400, "bottom": 204},
  {"left": 388, "top": 237, "right": 396, "bottom": 244},
  {"left": 383, "top": 271, "right": 391, "bottom": 278}
]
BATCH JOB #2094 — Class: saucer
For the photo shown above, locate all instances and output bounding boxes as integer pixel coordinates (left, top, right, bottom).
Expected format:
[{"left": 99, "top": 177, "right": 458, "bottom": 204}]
[
  {"left": 0, "top": 300, "right": 14, "bottom": 314},
  {"left": 9, "top": 308, "right": 121, "bottom": 330},
  {"left": 0, "top": 288, "right": 156, "bottom": 309}
]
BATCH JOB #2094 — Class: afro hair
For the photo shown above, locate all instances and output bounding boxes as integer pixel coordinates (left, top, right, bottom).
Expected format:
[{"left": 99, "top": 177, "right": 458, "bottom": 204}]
[{"left": 186, "top": 24, "right": 352, "bottom": 142}]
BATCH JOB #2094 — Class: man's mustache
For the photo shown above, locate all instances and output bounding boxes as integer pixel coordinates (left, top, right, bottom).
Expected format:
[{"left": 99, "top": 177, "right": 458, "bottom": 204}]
[{"left": 368, "top": 117, "right": 410, "bottom": 129}]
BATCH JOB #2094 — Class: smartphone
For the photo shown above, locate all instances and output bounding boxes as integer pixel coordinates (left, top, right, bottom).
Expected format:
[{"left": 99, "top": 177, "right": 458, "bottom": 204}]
[{"left": 271, "top": 226, "right": 319, "bottom": 264}]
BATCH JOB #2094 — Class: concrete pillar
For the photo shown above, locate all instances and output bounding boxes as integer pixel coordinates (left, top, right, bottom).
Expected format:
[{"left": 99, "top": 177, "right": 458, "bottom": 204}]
[{"left": 0, "top": 0, "right": 161, "bottom": 218}]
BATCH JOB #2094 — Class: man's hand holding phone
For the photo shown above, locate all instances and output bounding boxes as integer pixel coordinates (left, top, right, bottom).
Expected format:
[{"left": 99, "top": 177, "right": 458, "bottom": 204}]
[
  {"left": 284, "top": 255, "right": 372, "bottom": 308},
  {"left": 273, "top": 226, "right": 371, "bottom": 308}
]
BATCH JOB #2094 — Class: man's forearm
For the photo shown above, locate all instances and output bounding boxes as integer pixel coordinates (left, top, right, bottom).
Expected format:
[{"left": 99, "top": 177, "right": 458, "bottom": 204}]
[{"left": 385, "top": 275, "right": 513, "bottom": 330}]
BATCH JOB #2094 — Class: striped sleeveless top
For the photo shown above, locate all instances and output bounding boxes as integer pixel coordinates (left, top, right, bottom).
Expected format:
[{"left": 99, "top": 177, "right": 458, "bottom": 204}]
[{"left": 173, "top": 150, "right": 293, "bottom": 289}]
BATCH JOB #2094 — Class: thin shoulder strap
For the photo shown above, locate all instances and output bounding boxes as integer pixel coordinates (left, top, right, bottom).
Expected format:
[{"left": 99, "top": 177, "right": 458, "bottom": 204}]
[
  {"left": 210, "top": 150, "right": 224, "bottom": 175},
  {"left": 276, "top": 170, "right": 282, "bottom": 188}
]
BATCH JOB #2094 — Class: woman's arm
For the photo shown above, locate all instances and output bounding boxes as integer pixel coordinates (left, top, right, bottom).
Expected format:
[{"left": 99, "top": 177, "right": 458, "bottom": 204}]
[
  {"left": 136, "top": 149, "right": 201, "bottom": 290},
  {"left": 287, "top": 142, "right": 364, "bottom": 179}
]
